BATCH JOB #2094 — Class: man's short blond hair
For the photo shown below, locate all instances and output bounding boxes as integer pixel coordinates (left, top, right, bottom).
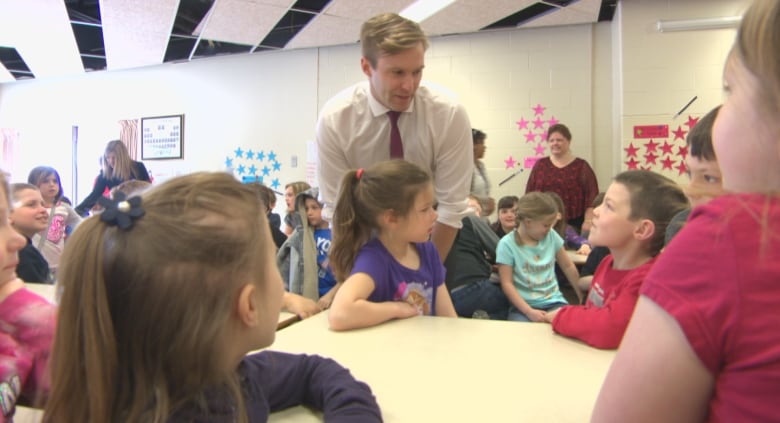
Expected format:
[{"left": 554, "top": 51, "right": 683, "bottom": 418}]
[{"left": 361, "top": 13, "right": 429, "bottom": 67}]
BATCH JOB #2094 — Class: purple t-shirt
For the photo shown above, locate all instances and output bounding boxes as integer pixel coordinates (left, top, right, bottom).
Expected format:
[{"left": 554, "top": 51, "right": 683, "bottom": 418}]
[
  {"left": 0, "top": 288, "right": 56, "bottom": 421},
  {"left": 351, "top": 238, "right": 445, "bottom": 315}
]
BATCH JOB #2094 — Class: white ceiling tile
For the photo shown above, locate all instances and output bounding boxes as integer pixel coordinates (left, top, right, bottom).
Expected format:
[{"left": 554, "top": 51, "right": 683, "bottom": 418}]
[
  {"left": 286, "top": 14, "right": 363, "bottom": 49},
  {"left": 420, "top": 0, "right": 537, "bottom": 36},
  {"left": 200, "top": 0, "right": 289, "bottom": 46},
  {"left": 101, "top": 0, "right": 179, "bottom": 70}
]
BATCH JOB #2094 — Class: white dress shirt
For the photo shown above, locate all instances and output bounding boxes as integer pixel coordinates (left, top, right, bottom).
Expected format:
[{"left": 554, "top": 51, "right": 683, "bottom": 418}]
[{"left": 315, "top": 81, "right": 473, "bottom": 229}]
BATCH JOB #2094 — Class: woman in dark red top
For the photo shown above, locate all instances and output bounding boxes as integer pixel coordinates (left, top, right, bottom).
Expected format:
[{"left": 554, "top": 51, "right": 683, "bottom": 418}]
[{"left": 525, "top": 123, "right": 598, "bottom": 232}]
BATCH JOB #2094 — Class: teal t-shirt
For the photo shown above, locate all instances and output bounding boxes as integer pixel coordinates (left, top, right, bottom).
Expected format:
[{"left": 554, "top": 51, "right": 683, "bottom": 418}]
[{"left": 496, "top": 229, "right": 566, "bottom": 308}]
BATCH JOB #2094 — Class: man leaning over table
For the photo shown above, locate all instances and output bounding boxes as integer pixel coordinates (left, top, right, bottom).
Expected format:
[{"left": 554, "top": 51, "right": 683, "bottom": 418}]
[{"left": 315, "top": 12, "right": 473, "bottom": 261}]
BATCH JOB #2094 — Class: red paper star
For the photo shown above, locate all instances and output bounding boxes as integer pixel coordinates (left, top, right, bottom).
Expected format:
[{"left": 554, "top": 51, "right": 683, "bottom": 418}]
[
  {"left": 532, "top": 103, "right": 546, "bottom": 116},
  {"left": 547, "top": 116, "right": 559, "bottom": 127},
  {"left": 685, "top": 115, "right": 700, "bottom": 129},
  {"left": 672, "top": 126, "right": 687, "bottom": 141},
  {"left": 516, "top": 117, "right": 529, "bottom": 130},
  {"left": 625, "top": 157, "right": 639, "bottom": 170},
  {"left": 661, "top": 156, "right": 675, "bottom": 170},
  {"left": 677, "top": 145, "right": 689, "bottom": 159},
  {"left": 533, "top": 117, "right": 545, "bottom": 129},
  {"left": 676, "top": 160, "right": 688, "bottom": 175},
  {"left": 525, "top": 131, "right": 536, "bottom": 143},
  {"left": 534, "top": 143, "right": 546, "bottom": 155},
  {"left": 644, "top": 139, "right": 659, "bottom": 153},
  {"left": 660, "top": 141, "right": 674, "bottom": 155},
  {"left": 624, "top": 143, "right": 639, "bottom": 157},
  {"left": 504, "top": 156, "right": 517, "bottom": 169},
  {"left": 644, "top": 151, "right": 658, "bottom": 165}
]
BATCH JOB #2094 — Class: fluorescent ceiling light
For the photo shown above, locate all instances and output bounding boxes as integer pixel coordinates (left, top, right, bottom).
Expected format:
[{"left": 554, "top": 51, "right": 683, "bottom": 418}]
[
  {"left": 400, "top": 0, "right": 456, "bottom": 23},
  {"left": 656, "top": 16, "right": 741, "bottom": 32}
]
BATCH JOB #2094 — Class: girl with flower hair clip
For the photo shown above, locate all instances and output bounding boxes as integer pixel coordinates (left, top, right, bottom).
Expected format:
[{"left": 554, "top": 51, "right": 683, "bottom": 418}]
[{"left": 44, "top": 172, "right": 381, "bottom": 422}]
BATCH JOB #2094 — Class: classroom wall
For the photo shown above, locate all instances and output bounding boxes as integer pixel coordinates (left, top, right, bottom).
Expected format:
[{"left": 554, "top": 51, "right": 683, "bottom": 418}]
[
  {"left": 618, "top": 0, "right": 748, "bottom": 186},
  {"left": 0, "top": 0, "right": 749, "bottom": 217}
]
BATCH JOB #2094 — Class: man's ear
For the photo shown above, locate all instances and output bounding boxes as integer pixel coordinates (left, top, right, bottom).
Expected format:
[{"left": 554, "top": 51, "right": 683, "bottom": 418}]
[
  {"left": 236, "top": 284, "right": 259, "bottom": 328},
  {"left": 633, "top": 219, "right": 656, "bottom": 241},
  {"left": 360, "top": 57, "right": 373, "bottom": 78}
]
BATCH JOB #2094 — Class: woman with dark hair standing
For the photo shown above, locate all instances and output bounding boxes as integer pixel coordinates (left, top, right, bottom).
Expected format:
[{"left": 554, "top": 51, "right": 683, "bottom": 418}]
[
  {"left": 75, "top": 140, "right": 150, "bottom": 216},
  {"left": 471, "top": 129, "right": 495, "bottom": 217},
  {"left": 525, "top": 123, "right": 598, "bottom": 233}
]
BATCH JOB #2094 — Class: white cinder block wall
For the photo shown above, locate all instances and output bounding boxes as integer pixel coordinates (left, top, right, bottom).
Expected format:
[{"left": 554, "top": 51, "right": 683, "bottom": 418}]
[{"left": 0, "top": 0, "right": 749, "bottom": 219}]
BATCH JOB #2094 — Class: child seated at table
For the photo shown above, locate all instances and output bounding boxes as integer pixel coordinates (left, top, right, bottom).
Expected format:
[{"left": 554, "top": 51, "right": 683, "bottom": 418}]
[
  {"left": 664, "top": 104, "right": 724, "bottom": 245},
  {"left": 277, "top": 187, "right": 340, "bottom": 317},
  {"left": 328, "top": 160, "right": 456, "bottom": 331},
  {"left": 0, "top": 172, "right": 57, "bottom": 421},
  {"left": 544, "top": 170, "right": 687, "bottom": 349},
  {"left": 496, "top": 192, "right": 581, "bottom": 322},
  {"left": 490, "top": 195, "right": 519, "bottom": 238},
  {"left": 9, "top": 184, "right": 52, "bottom": 284},
  {"left": 548, "top": 192, "right": 591, "bottom": 255},
  {"left": 43, "top": 172, "right": 381, "bottom": 422}
]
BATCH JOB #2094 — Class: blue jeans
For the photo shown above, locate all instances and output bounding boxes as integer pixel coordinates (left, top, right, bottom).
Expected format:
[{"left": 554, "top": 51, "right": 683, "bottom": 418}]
[
  {"left": 450, "top": 280, "right": 510, "bottom": 320},
  {"left": 507, "top": 302, "right": 568, "bottom": 322}
]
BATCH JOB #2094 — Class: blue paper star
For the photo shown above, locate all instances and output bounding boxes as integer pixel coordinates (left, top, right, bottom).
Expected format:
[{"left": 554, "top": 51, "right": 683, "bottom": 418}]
[
  {"left": 262, "top": 166, "right": 271, "bottom": 176},
  {"left": 248, "top": 164, "right": 257, "bottom": 175},
  {"left": 234, "top": 147, "right": 244, "bottom": 158},
  {"left": 225, "top": 157, "right": 233, "bottom": 168},
  {"left": 237, "top": 164, "right": 246, "bottom": 175},
  {"left": 246, "top": 149, "right": 255, "bottom": 160},
  {"left": 268, "top": 151, "right": 277, "bottom": 162},
  {"left": 257, "top": 151, "right": 265, "bottom": 161},
  {"left": 271, "top": 178, "right": 281, "bottom": 190},
  {"left": 272, "top": 161, "right": 281, "bottom": 171}
]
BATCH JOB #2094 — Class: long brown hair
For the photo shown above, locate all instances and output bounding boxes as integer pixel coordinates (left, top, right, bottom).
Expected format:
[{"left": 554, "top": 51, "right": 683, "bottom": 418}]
[
  {"left": 102, "top": 140, "right": 137, "bottom": 181},
  {"left": 330, "top": 160, "right": 431, "bottom": 282},
  {"left": 513, "top": 192, "right": 558, "bottom": 246},
  {"left": 45, "top": 172, "right": 270, "bottom": 422}
]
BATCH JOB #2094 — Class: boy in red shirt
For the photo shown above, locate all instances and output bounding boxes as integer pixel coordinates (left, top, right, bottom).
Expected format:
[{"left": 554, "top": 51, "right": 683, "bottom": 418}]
[{"left": 543, "top": 170, "right": 687, "bottom": 349}]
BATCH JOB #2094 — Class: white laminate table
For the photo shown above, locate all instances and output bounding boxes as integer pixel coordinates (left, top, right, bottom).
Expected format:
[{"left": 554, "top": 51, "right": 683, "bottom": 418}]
[{"left": 267, "top": 312, "right": 615, "bottom": 422}]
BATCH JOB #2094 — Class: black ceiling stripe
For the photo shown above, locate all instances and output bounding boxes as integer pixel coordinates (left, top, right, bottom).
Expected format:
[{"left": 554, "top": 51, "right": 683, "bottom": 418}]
[
  {"left": 65, "top": 0, "right": 106, "bottom": 72},
  {"left": 0, "top": 47, "right": 34, "bottom": 80}
]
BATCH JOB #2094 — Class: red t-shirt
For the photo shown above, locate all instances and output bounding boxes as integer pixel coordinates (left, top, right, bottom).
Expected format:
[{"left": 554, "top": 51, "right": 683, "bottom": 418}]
[
  {"left": 525, "top": 157, "right": 599, "bottom": 221},
  {"left": 642, "top": 193, "right": 780, "bottom": 422},
  {"left": 552, "top": 255, "right": 656, "bottom": 349}
]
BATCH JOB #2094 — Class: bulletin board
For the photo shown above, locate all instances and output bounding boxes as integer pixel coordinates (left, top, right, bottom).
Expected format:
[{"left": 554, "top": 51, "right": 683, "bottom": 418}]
[{"left": 141, "top": 114, "right": 184, "bottom": 160}]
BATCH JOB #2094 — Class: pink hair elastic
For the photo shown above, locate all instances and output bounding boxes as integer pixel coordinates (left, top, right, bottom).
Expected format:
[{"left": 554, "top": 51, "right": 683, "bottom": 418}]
[{"left": 356, "top": 168, "right": 364, "bottom": 180}]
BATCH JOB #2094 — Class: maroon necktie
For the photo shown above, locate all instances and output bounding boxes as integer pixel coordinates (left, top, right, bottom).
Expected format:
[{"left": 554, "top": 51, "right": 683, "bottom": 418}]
[{"left": 387, "top": 111, "right": 403, "bottom": 158}]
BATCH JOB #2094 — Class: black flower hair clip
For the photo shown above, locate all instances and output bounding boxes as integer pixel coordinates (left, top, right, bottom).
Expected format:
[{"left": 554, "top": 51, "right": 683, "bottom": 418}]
[{"left": 97, "top": 192, "right": 145, "bottom": 230}]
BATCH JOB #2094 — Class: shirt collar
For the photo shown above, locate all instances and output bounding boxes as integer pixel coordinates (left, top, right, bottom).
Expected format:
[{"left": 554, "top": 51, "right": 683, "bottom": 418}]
[{"left": 365, "top": 82, "right": 416, "bottom": 117}]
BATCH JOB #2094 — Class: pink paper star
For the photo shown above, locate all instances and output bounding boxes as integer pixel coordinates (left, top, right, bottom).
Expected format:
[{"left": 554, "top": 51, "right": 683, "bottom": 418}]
[
  {"left": 547, "top": 116, "right": 559, "bottom": 127},
  {"left": 516, "top": 117, "right": 529, "bottom": 130},
  {"left": 625, "top": 157, "right": 639, "bottom": 170},
  {"left": 661, "top": 156, "right": 675, "bottom": 170},
  {"left": 533, "top": 117, "right": 545, "bottom": 129},
  {"left": 686, "top": 115, "right": 700, "bottom": 129},
  {"left": 534, "top": 143, "right": 546, "bottom": 155},
  {"left": 677, "top": 145, "right": 689, "bottom": 159},
  {"left": 532, "top": 103, "right": 546, "bottom": 116},
  {"left": 660, "top": 141, "right": 674, "bottom": 155},
  {"left": 525, "top": 131, "right": 537, "bottom": 143},
  {"left": 672, "top": 126, "right": 687, "bottom": 141},
  {"left": 645, "top": 139, "right": 659, "bottom": 153},
  {"left": 644, "top": 151, "right": 658, "bottom": 165},
  {"left": 676, "top": 160, "right": 688, "bottom": 175},
  {"left": 504, "top": 156, "right": 517, "bottom": 169},
  {"left": 624, "top": 143, "right": 639, "bottom": 157}
]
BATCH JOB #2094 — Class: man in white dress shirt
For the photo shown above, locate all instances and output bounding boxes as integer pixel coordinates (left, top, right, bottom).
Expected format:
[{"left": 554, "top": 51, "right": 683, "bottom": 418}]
[{"left": 316, "top": 12, "right": 473, "bottom": 261}]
